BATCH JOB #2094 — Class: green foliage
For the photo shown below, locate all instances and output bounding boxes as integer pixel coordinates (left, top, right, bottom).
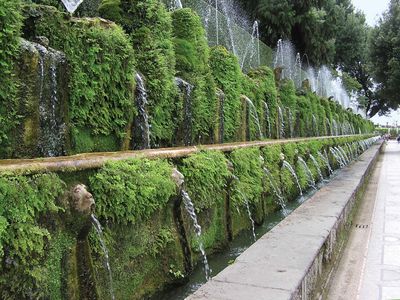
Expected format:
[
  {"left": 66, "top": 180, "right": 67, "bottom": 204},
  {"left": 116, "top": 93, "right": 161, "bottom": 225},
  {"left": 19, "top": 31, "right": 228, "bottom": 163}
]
[
  {"left": 369, "top": 0, "right": 400, "bottom": 116},
  {"left": 101, "top": 0, "right": 177, "bottom": 145},
  {"left": 180, "top": 151, "right": 229, "bottom": 211},
  {"left": 0, "top": 0, "right": 23, "bottom": 155},
  {"left": 89, "top": 158, "right": 176, "bottom": 224},
  {"left": 230, "top": 147, "right": 263, "bottom": 208},
  {"left": 24, "top": 5, "right": 136, "bottom": 152},
  {"left": 0, "top": 173, "right": 66, "bottom": 299},
  {"left": 172, "top": 8, "right": 217, "bottom": 143},
  {"left": 244, "top": 66, "right": 278, "bottom": 138},
  {"left": 210, "top": 46, "right": 243, "bottom": 141}
]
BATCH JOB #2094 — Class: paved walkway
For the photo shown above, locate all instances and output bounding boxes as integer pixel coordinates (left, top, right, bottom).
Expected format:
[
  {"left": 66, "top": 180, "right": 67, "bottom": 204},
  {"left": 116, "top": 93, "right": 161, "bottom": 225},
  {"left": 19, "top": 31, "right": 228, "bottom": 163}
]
[{"left": 328, "top": 141, "right": 400, "bottom": 300}]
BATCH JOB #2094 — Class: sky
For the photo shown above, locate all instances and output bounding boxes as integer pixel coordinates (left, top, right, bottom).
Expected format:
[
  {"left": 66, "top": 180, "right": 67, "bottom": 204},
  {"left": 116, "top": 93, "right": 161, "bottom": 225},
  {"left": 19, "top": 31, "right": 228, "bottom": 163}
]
[{"left": 352, "top": 0, "right": 396, "bottom": 126}]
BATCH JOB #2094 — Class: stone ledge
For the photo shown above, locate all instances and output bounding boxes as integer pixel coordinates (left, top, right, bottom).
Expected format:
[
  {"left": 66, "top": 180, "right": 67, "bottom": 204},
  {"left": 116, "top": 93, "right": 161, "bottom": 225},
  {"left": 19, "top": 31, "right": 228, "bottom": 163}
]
[{"left": 188, "top": 142, "right": 383, "bottom": 300}]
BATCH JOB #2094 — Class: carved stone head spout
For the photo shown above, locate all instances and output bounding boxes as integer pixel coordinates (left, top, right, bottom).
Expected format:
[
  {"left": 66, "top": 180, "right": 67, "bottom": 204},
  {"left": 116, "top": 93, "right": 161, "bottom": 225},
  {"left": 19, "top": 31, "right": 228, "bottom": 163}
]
[
  {"left": 71, "top": 184, "right": 95, "bottom": 215},
  {"left": 171, "top": 168, "right": 185, "bottom": 189}
]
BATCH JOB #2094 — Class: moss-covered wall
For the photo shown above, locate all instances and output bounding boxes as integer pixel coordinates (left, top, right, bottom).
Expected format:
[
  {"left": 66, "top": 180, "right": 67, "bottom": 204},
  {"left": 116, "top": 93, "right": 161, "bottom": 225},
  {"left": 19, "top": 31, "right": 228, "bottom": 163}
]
[
  {"left": 0, "top": 0, "right": 23, "bottom": 157},
  {"left": 0, "top": 135, "right": 377, "bottom": 299},
  {"left": 22, "top": 4, "right": 136, "bottom": 154}
]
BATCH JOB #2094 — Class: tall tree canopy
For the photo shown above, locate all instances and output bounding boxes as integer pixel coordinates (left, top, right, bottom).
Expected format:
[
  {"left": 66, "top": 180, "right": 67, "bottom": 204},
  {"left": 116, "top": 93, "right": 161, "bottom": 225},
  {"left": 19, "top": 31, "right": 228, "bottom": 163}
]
[{"left": 368, "top": 0, "right": 400, "bottom": 116}]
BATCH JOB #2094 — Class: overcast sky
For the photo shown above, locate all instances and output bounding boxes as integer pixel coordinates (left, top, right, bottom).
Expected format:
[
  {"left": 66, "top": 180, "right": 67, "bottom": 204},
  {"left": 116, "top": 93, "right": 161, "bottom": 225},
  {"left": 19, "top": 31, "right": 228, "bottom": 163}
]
[
  {"left": 352, "top": 0, "right": 390, "bottom": 26},
  {"left": 351, "top": 0, "right": 396, "bottom": 126}
]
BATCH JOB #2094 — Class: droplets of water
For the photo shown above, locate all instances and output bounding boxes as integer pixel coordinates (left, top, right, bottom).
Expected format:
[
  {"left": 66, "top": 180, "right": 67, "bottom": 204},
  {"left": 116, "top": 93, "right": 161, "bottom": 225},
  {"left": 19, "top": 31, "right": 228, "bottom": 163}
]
[
  {"left": 175, "top": 77, "right": 194, "bottom": 146},
  {"left": 91, "top": 214, "right": 115, "bottom": 300},
  {"left": 244, "top": 96, "right": 263, "bottom": 140},
  {"left": 297, "top": 157, "right": 316, "bottom": 190},
  {"left": 134, "top": 73, "right": 150, "bottom": 150},
  {"left": 236, "top": 189, "right": 256, "bottom": 242},
  {"left": 181, "top": 190, "right": 211, "bottom": 281},
  {"left": 263, "top": 167, "right": 288, "bottom": 215},
  {"left": 282, "top": 160, "right": 303, "bottom": 196},
  {"left": 61, "top": 0, "right": 84, "bottom": 13},
  {"left": 309, "top": 154, "right": 325, "bottom": 182}
]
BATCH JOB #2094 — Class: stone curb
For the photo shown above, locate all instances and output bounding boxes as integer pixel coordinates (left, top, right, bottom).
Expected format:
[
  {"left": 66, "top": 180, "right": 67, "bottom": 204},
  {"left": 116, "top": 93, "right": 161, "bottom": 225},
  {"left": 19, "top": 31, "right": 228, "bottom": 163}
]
[{"left": 188, "top": 141, "right": 383, "bottom": 300}]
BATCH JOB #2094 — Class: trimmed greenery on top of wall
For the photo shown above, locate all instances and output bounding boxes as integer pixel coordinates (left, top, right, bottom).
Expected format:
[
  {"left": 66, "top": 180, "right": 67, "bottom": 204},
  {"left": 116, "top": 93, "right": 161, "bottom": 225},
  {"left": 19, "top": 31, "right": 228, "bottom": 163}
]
[
  {"left": 210, "top": 46, "right": 243, "bottom": 142},
  {"left": 23, "top": 5, "right": 136, "bottom": 153},
  {"left": 0, "top": 0, "right": 23, "bottom": 157},
  {"left": 172, "top": 8, "right": 217, "bottom": 144},
  {"left": 100, "top": 0, "right": 178, "bottom": 146},
  {"left": 89, "top": 158, "right": 176, "bottom": 224}
]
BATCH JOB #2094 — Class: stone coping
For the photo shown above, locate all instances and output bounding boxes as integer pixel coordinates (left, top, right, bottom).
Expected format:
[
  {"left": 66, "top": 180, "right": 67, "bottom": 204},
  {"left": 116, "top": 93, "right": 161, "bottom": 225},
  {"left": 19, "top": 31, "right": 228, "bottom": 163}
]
[
  {"left": 188, "top": 141, "right": 382, "bottom": 300},
  {"left": 0, "top": 135, "right": 371, "bottom": 175}
]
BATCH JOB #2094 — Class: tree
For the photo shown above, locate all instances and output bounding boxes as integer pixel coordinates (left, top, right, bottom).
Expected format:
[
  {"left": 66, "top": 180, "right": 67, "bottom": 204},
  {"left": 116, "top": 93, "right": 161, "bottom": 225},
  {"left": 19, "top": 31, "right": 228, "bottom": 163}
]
[{"left": 368, "top": 0, "right": 400, "bottom": 116}]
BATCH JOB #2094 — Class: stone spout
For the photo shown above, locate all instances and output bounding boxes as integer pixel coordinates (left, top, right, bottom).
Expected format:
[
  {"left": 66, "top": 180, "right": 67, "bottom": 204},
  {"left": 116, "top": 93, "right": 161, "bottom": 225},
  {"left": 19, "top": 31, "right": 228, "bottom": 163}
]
[
  {"left": 172, "top": 168, "right": 185, "bottom": 190},
  {"left": 70, "top": 184, "right": 95, "bottom": 215}
]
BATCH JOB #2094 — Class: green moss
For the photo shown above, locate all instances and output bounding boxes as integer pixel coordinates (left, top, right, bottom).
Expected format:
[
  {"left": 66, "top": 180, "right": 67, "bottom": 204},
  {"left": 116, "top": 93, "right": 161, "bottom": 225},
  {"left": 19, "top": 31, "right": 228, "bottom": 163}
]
[
  {"left": 181, "top": 151, "right": 229, "bottom": 211},
  {"left": 172, "top": 8, "right": 217, "bottom": 144},
  {"left": 230, "top": 147, "right": 263, "bottom": 208},
  {"left": 23, "top": 5, "right": 136, "bottom": 153},
  {"left": 0, "top": 173, "right": 66, "bottom": 298},
  {"left": 89, "top": 158, "right": 176, "bottom": 224},
  {"left": 210, "top": 46, "right": 243, "bottom": 141},
  {"left": 0, "top": 0, "right": 23, "bottom": 157},
  {"left": 100, "top": 0, "right": 177, "bottom": 145}
]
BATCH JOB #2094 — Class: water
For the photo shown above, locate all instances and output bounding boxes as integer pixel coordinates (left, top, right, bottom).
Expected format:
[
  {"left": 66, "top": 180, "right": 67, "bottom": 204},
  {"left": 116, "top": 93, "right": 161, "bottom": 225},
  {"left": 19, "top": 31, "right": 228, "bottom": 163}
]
[
  {"left": 61, "top": 0, "right": 84, "bottom": 13},
  {"left": 310, "top": 154, "right": 325, "bottom": 182},
  {"left": 332, "top": 119, "right": 339, "bottom": 136},
  {"left": 169, "top": 0, "right": 183, "bottom": 10},
  {"left": 220, "top": 0, "right": 237, "bottom": 56},
  {"left": 287, "top": 108, "right": 294, "bottom": 138},
  {"left": 216, "top": 89, "right": 225, "bottom": 143},
  {"left": 297, "top": 157, "right": 316, "bottom": 189},
  {"left": 318, "top": 151, "right": 333, "bottom": 175},
  {"left": 312, "top": 115, "right": 319, "bottom": 137},
  {"left": 337, "top": 146, "right": 350, "bottom": 164},
  {"left": 91, "top": 214, "right": 115, "bottom": 300},
  {"left": 215, "top": 0, "right": 219, "bottom": 45},
  {"left": 175, "top": 78, "right": 194, "bottom": 146},
  {"left": 294, "top": 53, "right": 302, "bottom": 88},
  {"left": 263, "top": 101, "right": 271, "bottom": 138},
  {"left": 263, "top": 167, "right": 287, "bottom": 215},
  {"left": 244, "top": 96, "right": 263, "bottom": 139},
  {"left": 134, "top": 73, "right": 150, "bottom": 149},
  {"left": 236, "top": 189, "right": 256, "bottom": 242},
  {"left": 273, "top": 39, "right": 295, "bottom": 80},
  {"left": 240, "top": 21, "right": 260, "bottom": 69},
  {"left": 282, "top": 160, "right": 303, "bottom": 196},
  {"left": 330, "top": 147, "right": 345, "bottom": 168},
  {"left": 181, "top": 190, "right": 211, "bottom": 281},
  {"left": 24, "top": 40, "right": 67, "bottom": 157},
  {"left": 159, "top": 180, "right": 331, "bottom": 300},
  {"left": 278, "top": 106, "right": 285, "bottom": 139}
]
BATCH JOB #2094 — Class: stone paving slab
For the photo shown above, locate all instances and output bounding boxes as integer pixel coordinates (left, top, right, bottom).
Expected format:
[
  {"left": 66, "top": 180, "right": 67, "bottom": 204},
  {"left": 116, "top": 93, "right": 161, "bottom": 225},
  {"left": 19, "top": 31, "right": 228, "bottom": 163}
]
[{"left": 188, "top": 142, "right": 382, "bottom": 300}]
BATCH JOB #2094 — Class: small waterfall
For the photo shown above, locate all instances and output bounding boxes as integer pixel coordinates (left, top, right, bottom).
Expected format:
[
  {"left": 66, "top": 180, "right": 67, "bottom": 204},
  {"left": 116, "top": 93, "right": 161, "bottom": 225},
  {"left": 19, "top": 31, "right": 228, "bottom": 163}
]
[
  {"left": 215, "top": 0, "right": 219, "bottom": 45},
  {"left": 330, "top": 147, "right": 345, "bottom": 168},
  {"left": 181, "top": 190, "right": 211, "bottom": 281},
  {"left": 236, "top": 189, "right": 256, "bottom": 242},
  {"left": 134, "top": 73, "right": 150, "bottom": 149},
  {"left": 312, "top": 115, "right": 319, "bottom": 137},
  {"left": 216, "top": 89, "right": 225, "bottom": 143},
  {"left": 175, "top": 78, "right": 194, "bottom": 146},
  {"left": 309, "top": 154, "right": 325, "bottom": 182},
  {"left": 169, "top": 0, "right": 183, "bottom": 10},
  {"left": 263, "top": 101, "right": 271, "bottom": 138},
  {"left": 25, "top": 39, "right": 67, "bottom": 157},
  {"left": 332, "top": 119, "right": 339, "bottom": 136},
  {"left": 282, "top": 160, "right": 303, "bottom": 196},
  {"left": 294, "top": 53, "right": 302, "bottom": 88},
  {"left": 91, "top": 214, "right": 115, "bottom": 300},
  {"left": 61, "top": 0, "right": 84, "bottom": 13},
  {"left": 337, "top": 146, "right": 350, "bottom": 164},
  {"left": 318, "top": 150, "right": 333, "bottom": 174},
  {"left": 244, "top": 96, "right": 263, "bottom": 139},
  {"left": 287, "top": 108, "right": 294, "bottom": 138},
  {"left": 278, "top": 106, "right": 285, "bottom": 139},
  {"left": 297, "top": 157, "right": 316, "bottom": 189},
  {"left": 326, "top": 118, "right": 331, "bottom": 136},
  {"left": 263, "top": 167, "right": 287, "bottom": 215}
]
